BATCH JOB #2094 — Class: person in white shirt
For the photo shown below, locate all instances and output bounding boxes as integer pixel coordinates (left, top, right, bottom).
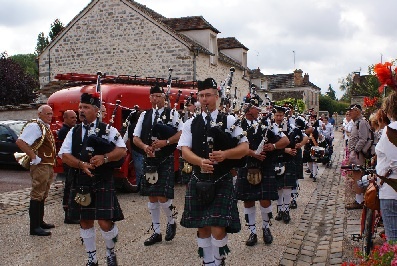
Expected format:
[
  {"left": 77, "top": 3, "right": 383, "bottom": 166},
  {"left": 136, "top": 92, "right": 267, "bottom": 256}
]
[{"left": 376, "top": 92, "right": 397, "bottom": 241}]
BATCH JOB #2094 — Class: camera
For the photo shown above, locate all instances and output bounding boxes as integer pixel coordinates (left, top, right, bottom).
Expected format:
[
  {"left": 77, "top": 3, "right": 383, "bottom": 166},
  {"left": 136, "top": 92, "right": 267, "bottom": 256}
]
[{"left": 357, "top": 175, "right": 370, "bottom": 188}]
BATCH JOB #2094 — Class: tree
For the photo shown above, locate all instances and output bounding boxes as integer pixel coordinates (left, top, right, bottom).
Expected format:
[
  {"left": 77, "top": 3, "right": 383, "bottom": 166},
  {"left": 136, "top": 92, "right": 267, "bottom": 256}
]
[
  {"left": 0, "top": 52, "right": 37, "bottom": 105},
  {"left": 35, "top": 32, "right": 49, "bottom": 55},
  {"left": 338, "top": 72, "right": 354, "bottom": 101},
  {"left": 49, "top": 19, "right": 64, "bottom": 41},
  {"left": 275, "top": 97, "right": 306, "bottom": 113},
  {"left": 325, "top": 84, "right": 336, "bottom": 100},
  {"left": 319, "top": 94, "right": 349, "bottom": 115},
  {"left": 10, "top": 54, "right": 38, "bottom": 80}
]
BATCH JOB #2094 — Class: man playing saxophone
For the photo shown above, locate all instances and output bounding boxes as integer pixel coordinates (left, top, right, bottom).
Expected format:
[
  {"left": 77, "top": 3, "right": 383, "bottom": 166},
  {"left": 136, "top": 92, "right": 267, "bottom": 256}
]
[{"left": 16, "top": 105, "right": 56, "bottom": 236}]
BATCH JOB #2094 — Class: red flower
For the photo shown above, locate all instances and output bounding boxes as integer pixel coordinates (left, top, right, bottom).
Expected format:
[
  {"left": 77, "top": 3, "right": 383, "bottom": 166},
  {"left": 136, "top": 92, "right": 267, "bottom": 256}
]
[
  {"left": 91, "top": 92, "right": 100, "bottom": 99},
  {"left": 374, "top": 62, "right": 397, "bottom": 91}
]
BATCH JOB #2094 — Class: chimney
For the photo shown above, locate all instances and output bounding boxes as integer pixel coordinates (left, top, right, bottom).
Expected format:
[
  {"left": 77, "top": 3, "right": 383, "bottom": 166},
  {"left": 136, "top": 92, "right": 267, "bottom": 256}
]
[
  {"left": 353, "top": 72, "right": 361, "bottom": 85},
  {"left": 294, "top": 69, "right": 303, "bottom": 86},
  {"left": 303, "top": 73, "right": 309, "bottom": 84}
]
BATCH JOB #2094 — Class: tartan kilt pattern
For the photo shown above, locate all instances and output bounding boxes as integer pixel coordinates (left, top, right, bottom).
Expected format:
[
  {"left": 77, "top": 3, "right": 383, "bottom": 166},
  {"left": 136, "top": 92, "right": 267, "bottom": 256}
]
[
  {"left": 140, "top": 156, "right": 174, "bottom": 199},
  {"left": 68, "top": 174, "right": 124, "bottom": 222},
  {"left": 180, "top": 173, "right": 241, "bottom": 233},
  {"left": 275, "top": 160, "right": 297, "bottom": 188},
  {"left": 178, "top": 156, "right": 193, "bottom": 185},
  {"left": 235, "top": 165, "right": 278, "bottom": 201}
]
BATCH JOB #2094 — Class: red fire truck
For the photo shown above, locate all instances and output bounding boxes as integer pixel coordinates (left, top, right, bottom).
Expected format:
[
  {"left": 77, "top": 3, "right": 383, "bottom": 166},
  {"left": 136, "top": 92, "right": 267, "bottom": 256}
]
[{"left": 47, "top": 73, "right": 197, "bottom": 192}]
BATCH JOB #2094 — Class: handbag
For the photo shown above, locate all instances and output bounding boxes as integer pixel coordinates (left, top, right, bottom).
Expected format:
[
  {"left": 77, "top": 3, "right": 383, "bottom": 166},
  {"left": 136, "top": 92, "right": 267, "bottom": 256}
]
[
  {"left": 74, "top": 186, "right": 92, "bottom": 207},
  {"left": 364, "top": 179, "right": 380, "bottom": 211},
  {"left": 195, "top": 181, "right": 215, "bottom": 205},
  {"left": 247, "top": 168, "right": 262, "bottom": 185},
  {"left": 145, "top": 165, "right": 159, "bottom": 184}
]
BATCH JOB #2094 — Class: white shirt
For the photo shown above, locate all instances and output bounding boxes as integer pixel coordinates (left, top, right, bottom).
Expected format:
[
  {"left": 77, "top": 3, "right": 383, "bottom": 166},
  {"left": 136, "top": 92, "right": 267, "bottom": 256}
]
[
  {"left": 178, "top": 109, "right": 248, "bottom": 149},
  {"left": 322, "top": 123, "right": 334, "bottom": 139},
  {"left": 18, "top": 118, "right": 49, "bottom": 145},
  {"left": 58, "top": 121, "right": 126, "bottom": 158},
  {"left": 343, "top": 119, "right": 354, "bottom": 140},
  {"left": 133, "top": 107, "right": 183, "bottom": 138},
  {"left": 376, "top": 121, "right": 397, "bottom": 200}
]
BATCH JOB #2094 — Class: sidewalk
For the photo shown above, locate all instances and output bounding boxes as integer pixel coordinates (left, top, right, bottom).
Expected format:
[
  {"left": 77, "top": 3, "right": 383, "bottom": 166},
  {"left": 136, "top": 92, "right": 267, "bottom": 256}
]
[{"left": 0, "top": 132, "right": 359, "bottom": 266}]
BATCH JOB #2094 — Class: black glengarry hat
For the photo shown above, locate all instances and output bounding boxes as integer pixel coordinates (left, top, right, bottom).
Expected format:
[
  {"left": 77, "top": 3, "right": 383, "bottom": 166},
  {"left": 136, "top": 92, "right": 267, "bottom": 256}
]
[
  {"left": 81, "top": 93, "right": 100, "bottom": 108},
  {"left": 197, "top": 78, "right": 217, "bottom": 92},
  {"left": 273, "top": 105, "right": 286, "bottom": 113},
  {"left": 150, "top": 85, "right": 164, "bottom": 94},
  {"left": 346, "top": 104, "right": 362, "bottom": 111}
]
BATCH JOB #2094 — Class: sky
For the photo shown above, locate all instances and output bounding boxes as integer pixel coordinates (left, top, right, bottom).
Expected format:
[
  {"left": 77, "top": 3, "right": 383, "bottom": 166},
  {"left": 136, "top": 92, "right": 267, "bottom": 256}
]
[{"left": 1, "top": 0, "right": 396, "bottom": 99}]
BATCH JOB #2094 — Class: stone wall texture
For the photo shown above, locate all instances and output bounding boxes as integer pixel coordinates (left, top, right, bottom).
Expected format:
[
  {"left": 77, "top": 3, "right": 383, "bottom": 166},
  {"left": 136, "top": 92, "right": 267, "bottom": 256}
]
[{"left": 38, "top": 0, "right": 250, "bottom": 97}]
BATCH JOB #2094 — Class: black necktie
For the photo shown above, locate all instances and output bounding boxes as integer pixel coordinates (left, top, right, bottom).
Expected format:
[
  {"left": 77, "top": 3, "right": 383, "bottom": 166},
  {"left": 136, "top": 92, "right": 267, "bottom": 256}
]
[
  {"left": 83, "top": 123, "right": 94, "bottom": 143},
  {"left": 205, "top": 113, "right": 212, "bottom": 132},
  {"left": 153, "top": 110, "right": 160, "bottom": 126}
]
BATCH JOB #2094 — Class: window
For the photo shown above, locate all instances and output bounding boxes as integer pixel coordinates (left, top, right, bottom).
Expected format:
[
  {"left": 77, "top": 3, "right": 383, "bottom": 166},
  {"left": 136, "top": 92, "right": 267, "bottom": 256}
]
[
  {"left": 242, "top": 52, "right": 247, "bottom": 68},
  {"left": 0, "top": 126, "right": 13, "bottom": 142}
]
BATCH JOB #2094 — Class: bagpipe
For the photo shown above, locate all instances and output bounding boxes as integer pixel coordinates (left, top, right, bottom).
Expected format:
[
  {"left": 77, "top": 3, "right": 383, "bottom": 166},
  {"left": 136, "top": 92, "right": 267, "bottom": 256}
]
[
  {"left": 84, "top": 72, "right": 125, "bottom": 168},
  {"left": 219, "top": 67, "right": 235, "bottom": 114}
]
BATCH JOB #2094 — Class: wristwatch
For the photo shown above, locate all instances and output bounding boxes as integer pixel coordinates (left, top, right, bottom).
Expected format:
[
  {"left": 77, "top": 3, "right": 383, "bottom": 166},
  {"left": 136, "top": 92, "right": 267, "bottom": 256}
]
[
  {"left": 104, "top": 154, "right": 109, "bottom": 164},
  {"left": 166, "top": 139, "right": 170, "bottom": 145},
  {"left": 273, "top": 143, "right": 277, "bottom": 150}
]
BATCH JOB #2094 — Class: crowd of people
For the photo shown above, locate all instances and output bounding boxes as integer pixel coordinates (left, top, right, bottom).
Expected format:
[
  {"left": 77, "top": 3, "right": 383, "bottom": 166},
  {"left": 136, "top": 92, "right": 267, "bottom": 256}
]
[{"left": 28, "top": 76, "right": 397, "bottom": 266}]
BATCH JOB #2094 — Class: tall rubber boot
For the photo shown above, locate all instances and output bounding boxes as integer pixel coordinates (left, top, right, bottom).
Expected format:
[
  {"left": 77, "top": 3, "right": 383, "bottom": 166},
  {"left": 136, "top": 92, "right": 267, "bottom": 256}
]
[
  {"left": 40, "top": 200, "right": 55, "bottom": 229},
  {"left": 29, "top": 200, "right": 51, "bottom": 236}
]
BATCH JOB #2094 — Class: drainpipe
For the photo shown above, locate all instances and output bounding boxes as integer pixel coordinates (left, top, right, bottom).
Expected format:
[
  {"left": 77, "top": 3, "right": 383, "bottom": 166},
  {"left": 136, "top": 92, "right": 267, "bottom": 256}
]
[{"left": 192, "top": 47, "right": 199, "bottom": 81}]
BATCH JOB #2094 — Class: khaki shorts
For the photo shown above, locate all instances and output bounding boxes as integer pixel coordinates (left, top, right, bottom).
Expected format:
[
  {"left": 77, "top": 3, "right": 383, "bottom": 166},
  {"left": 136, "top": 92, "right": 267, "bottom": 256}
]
[{"left": 30, "top": 164, "right": 54, "bottom": 201}]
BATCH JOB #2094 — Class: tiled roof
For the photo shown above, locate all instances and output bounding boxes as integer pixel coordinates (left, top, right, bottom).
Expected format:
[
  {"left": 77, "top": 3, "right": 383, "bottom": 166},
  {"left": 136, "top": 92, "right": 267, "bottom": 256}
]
[
  {"left": 161, "top": 16, "right": 220, "bottom": 33},
  {"left": 250, "top": 68, "right": 265, "bottom": 79},
  {"left": 264, "top": 74, "right": 295, "bottom": 90},
  {"left": 218, "top": 52, "right": 246, "bottom": 71},
  {"left": 218, "top": 37, "right": 248, "bottom": 50},
  {"left": 128, "top": 0, "right": 166, "bottom": 20}
]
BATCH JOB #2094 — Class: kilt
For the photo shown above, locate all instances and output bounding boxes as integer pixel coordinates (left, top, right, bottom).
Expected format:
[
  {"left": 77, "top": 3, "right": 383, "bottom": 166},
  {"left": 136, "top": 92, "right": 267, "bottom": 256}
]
[
  {"left": 179, "top": 156, "right": 193, "bottom": 185},
  {"left": 141, "top": 156, "right": 174, "bottom": 199},
  {"left": 275, "top": 160, "right": 297, "bottom": 188},
  {"left": 180, "top": 172, "right": 241, "bottom": 233},
  {"left": 235, "top": 164, "right": 278, "bottom": 201},
  {"left": 68, "top": 173, "right": 124, "bottom": 222}
]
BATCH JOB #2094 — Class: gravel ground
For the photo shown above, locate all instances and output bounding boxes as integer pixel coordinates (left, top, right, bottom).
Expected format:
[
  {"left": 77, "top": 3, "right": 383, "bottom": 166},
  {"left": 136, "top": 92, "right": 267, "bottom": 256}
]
[{"left": 0, "top": 171, "right": 321, "bottom": 266}]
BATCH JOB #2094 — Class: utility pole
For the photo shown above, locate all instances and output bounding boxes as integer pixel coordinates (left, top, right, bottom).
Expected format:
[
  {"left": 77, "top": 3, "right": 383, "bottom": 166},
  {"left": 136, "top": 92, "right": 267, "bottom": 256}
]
[{"left": 293, "top": 50, "right": 296, "bottom": 69}]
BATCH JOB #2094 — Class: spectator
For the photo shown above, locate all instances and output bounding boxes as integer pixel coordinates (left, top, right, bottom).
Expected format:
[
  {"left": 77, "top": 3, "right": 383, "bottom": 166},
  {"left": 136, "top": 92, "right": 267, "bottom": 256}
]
[{"left": 376, "top": 92, "right": 397, "bottom": 241}]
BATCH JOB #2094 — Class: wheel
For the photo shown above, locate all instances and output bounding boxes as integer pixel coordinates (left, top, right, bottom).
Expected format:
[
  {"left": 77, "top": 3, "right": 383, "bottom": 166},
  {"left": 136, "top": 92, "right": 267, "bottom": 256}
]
[{"left": 362, "top": 208, "right": 374, "bottom": 257}]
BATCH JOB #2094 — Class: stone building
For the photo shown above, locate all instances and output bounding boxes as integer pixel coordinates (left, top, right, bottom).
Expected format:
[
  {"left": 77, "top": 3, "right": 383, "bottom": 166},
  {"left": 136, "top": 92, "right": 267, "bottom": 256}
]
[
  {"left": 38, "top": 0, "right": 250, "bottom": 100},
  {"left": 250, "top": 68, "right": 321, "bottom": 112}
]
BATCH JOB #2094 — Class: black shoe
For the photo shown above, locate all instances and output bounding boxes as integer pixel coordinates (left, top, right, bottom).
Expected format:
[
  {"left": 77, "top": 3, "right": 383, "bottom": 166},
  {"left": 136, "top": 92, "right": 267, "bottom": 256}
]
[
  {"left": 309, "top": 173, "right": 313, "bottom": 179},
  {"left": 313, "top": 176, "right": 317, "bottom": 182},
  {"left": 275, "top": 211, "right": 284, "bottom": 221},
  {"left": 40, "top": 221, "right": 55, "bottom": 229},
  {"left": 263, "top": 228, "right": 273, "bottom": 244},
  {"left": 64, "top": 217, "right": 80, "bottom": 224},
  {"left": 283, "top": 211, "right": 291, "bottom": 224},
  {"left": 144, "top": 233, "right": 162, "bottom": 246},
  {"left": 290, "top": 200, "right": 297, "bottom": 209},
  {"left": 86, "top": 261, "right": 98, "bottom": 266},
  {"left": 165, "top": 223, "right": 177, "bottom": 241},
  {"left": 30, "top": 227, "right": 51, "bottom": 236},
  {"left": 245, "top": 233, "right": 257, "bottom": 246},
  {"left": 106, "top": 252, "right": 118, "bottom": 266},
  {"left": 305, "top": 168, "right": 311, "bottom": 174}
]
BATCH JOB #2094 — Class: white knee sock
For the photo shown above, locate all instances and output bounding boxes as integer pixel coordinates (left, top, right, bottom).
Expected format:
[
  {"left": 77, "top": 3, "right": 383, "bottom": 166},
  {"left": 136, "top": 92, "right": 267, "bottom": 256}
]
[
  {"left": 312, "top": 162, "right": 318, "bottom": 177},
  {"left": 282, "top": 188, "right": 292, "bottom": 212},
  {"left": 197, "top": 237, "right": 214, "bottom": 265},
  {"left": 100, "top": 224, "right": 118, "bottom": 256},
  {"left": 260, "top": 205, "right": 273, "bottom": 229},
  {"left": 356, "top": 193, "right": 364, "bottom": 204},
  {"left": 160, "top": 199, "right": 175, "bottom": 224},
  {"left": 211, "top": 235, "right": 229, "bottom": 266},
  {"left": 277, "top": 189, "right": 284, "bottom": 212},
  {"left": 148, "top": 202, "right": 161, "bottom": 233},
  {"left": 244, "top": 206, "right": 257, "bottom": 234},
  {"left": 80, "top": 227, "right": 97, "bottom": 264}
]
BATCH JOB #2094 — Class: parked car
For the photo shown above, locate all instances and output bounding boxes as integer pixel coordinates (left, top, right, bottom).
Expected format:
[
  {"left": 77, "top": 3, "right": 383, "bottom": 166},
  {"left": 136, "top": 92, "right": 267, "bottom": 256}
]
[{"left": 0, "top": 120, "right": 27, "bottom": 165}]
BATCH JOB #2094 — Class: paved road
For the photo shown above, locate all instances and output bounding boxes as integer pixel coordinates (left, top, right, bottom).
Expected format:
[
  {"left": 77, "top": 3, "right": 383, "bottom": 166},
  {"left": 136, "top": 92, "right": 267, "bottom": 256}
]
[{"left": 0, "top": 132, "right": 366, "bottom": 265}]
